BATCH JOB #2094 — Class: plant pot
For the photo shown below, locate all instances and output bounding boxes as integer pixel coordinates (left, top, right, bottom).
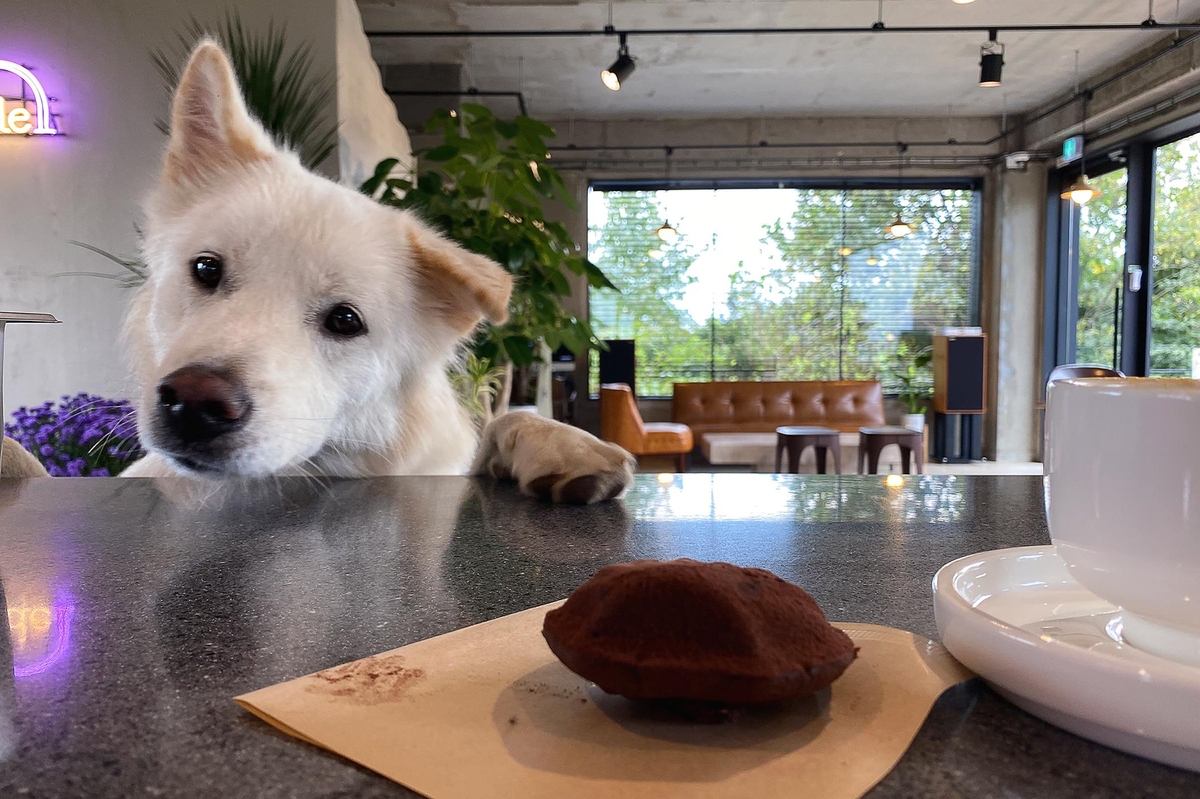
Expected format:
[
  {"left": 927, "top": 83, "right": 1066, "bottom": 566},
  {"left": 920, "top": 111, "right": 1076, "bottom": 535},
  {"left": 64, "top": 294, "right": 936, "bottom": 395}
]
[{"left": 902, "top": 413, "right": 926, "bottom": 433}]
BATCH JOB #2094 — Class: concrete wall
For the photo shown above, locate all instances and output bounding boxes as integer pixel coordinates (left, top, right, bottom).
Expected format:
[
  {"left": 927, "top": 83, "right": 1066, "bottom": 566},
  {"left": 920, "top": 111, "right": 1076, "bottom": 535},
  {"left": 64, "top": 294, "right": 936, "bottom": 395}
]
[
  {"left": 0, "top": 0, "right": 410, "bottom": 420},
  {"left": 983, "top": 162, "right": 1046, "bottom": 462},
  {"left": 335, "top": 0, "right": 413, "bottom": 188}
]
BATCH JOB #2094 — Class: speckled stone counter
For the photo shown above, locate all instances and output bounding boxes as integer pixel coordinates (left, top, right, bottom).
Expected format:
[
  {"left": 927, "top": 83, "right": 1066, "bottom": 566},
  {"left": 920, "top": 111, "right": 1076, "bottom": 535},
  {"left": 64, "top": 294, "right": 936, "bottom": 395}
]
[{"left": 0, "top": 474, "right": 1196, "bottom": 798}]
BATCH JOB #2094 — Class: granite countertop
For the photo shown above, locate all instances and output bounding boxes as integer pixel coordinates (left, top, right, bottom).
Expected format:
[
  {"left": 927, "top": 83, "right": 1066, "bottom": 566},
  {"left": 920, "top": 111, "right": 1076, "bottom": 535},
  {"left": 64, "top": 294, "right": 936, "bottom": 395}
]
[{"left": 0, "top": 474, "right": 1196, "bottom": 798}]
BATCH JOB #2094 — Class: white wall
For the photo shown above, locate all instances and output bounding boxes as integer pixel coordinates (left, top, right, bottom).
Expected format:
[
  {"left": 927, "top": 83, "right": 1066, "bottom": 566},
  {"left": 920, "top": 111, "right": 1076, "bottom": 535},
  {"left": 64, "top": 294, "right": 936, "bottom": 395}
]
[
  {"left": 335, "top": 0, "right": 413, "bottom": 188},
  {"left": 0, "top": 0, "right": 410, "bottom": 421}
]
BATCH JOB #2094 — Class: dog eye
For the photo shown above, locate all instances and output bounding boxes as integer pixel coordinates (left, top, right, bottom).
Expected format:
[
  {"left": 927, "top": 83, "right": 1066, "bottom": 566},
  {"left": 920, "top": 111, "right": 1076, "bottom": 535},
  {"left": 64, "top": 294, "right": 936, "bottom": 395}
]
[
  {"left": 191, "top": 254, "right": 223, "bottom": 289},
  {"left": 324, "top": 304, "right": 366, "bottom": 337}
]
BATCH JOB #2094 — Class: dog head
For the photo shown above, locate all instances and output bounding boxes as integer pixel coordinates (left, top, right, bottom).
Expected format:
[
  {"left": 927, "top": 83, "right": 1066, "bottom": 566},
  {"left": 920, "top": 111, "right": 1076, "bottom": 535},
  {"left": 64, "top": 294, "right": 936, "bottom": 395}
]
[{"left": 128, "top": 40, "right": 512, "bottom": 477}]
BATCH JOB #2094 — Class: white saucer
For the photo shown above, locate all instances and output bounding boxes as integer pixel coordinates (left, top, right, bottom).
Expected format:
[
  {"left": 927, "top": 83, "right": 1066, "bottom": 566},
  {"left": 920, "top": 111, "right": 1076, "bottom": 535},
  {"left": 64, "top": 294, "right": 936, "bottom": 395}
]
[{"left": 933, "top": 545, "right": 1200, "bottom": 772}]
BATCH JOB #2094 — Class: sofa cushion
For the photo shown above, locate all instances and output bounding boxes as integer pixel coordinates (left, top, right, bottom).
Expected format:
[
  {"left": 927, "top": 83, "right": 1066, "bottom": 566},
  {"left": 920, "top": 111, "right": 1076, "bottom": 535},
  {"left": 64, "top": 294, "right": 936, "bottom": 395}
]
[
  {"left": 673, "top": 380, "right": 885, "bottom": 437},
  {"left": 640, "top": 423, "right": 694, "bottom": 455}
]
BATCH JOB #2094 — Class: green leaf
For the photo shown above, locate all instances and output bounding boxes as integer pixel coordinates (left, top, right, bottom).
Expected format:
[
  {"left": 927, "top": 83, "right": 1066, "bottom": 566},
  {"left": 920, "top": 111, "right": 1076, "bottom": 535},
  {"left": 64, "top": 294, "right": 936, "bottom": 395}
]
[
  {"left": 515, "top": 116, "right": 555, "bottom": 139},
  {"left": 461, "top": 103, "right": 494, "bottom": 120},
  {"left": 152, "top": 13, "right": 337, "bottom": 170},
  {"left": 503, "top": 336, "right": 536, "bottom": 366},
  {"left": 582, "top": 258, "right": 618, "bottom": 290},
  {"left": 424, "top": 145, "right": 460, "bottom": 162},
  {"left": 360, "top": 157, "right": 400, "bottom": 196}
]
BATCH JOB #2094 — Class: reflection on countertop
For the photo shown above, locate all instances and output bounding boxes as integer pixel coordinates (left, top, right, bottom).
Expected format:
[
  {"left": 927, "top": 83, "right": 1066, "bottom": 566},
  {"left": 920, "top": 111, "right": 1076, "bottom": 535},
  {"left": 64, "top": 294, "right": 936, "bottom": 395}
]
[
  {"left": 630, "top": 474, "right": 965, "bottom": 523},
  {"left": 0, "top": 474, "right": 1192, "bottom": 799}
]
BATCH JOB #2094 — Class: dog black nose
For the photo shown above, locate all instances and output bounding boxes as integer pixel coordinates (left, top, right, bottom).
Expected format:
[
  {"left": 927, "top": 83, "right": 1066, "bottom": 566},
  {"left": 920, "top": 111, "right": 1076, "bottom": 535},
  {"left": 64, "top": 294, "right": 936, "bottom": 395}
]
[{"left": 157, "top": 365, "right": 251, "bottom": 444}]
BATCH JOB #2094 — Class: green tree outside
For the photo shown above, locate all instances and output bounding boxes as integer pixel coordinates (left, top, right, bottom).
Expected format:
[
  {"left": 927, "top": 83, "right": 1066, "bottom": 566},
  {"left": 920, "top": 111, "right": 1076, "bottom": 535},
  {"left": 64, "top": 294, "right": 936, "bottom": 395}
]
[
  {"left": 1151, "top": 134, "right": 1200, "bottom": 376},
  {"left": 588, "top": 188, "right": 976, "bottom": 396}
]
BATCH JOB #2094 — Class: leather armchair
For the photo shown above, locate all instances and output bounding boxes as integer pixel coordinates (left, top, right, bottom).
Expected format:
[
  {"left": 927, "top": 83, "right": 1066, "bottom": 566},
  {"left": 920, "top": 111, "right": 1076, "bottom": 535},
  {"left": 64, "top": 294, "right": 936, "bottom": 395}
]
[{"left": 600, "top": 383, "right": 693, "bottom": 471}]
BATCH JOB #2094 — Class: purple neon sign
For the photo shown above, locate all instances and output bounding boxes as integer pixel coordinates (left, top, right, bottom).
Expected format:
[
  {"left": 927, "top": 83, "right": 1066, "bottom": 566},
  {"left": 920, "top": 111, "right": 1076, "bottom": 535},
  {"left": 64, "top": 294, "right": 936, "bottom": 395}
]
[{"left": 0, "top": 60, "right": 57, "bottom": 135}]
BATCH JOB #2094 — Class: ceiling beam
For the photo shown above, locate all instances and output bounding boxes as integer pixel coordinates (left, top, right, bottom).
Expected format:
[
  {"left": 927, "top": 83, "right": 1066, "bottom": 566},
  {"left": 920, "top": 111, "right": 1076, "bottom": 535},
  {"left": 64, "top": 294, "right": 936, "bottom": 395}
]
[{"left": 366, "top": 21, "right": 1195, "bottom": 40}]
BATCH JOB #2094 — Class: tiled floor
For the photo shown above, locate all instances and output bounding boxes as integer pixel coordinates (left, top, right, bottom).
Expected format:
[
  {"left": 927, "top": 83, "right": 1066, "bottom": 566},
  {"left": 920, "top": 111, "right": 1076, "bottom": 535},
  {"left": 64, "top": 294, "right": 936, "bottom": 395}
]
[
  {"left": 924, "top": 460, "right": 1043, "bottom": 476},
  {"left": 638, "top": 455, "right": 1044, "bottom": 477}
]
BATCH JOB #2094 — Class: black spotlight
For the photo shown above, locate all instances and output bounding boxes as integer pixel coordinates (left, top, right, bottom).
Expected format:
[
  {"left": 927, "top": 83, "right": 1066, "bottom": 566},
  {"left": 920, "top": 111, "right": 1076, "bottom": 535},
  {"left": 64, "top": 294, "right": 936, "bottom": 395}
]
[
  {"left": 979, "top": 29, "right": 1004, "bottom": 88},
  {"left": 601, "top": 33, "right": 635, "bottom": 91}
]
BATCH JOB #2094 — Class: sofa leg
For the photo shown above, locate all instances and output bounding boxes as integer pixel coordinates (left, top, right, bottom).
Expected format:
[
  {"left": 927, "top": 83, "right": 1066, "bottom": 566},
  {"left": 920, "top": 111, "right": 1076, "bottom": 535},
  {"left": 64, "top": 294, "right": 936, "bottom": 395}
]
[{"left": 677, "top": 453, "right": 688, "bottom": 473}]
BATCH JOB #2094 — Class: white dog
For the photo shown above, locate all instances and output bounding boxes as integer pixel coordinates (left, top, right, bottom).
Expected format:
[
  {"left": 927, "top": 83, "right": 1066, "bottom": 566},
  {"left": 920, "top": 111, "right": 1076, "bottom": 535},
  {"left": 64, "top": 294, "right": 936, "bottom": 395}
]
[{"left": 119, "top": 41, "right": 633, "bottom": 504}]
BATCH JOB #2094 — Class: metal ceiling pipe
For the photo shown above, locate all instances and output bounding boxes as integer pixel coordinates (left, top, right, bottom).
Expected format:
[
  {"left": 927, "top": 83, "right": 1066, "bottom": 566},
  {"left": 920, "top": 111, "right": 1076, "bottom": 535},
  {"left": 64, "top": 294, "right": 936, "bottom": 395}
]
[{"left": 366, "top": 22, "right": 1198, "bottom": 40}]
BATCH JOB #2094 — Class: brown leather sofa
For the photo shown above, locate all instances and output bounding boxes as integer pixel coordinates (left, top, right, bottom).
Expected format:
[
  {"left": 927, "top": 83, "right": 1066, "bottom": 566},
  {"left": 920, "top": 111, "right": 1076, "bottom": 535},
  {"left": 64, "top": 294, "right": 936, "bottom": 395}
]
[
  {"left": 600, "top": 383, "right": 694, "bottom": 471},
  {"left": 673, "top": 380, "right": 886, "bottom": 436}
]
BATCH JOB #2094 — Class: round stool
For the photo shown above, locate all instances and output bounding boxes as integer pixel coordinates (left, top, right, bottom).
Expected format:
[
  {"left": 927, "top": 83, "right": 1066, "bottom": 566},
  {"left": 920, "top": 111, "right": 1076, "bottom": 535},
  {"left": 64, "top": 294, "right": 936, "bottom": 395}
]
[
  {"left": 775, "top": 426, "right": 842, "bottom": 474},
  {"left": 858, "top": 426, "right": 924, "bottom": 475}
]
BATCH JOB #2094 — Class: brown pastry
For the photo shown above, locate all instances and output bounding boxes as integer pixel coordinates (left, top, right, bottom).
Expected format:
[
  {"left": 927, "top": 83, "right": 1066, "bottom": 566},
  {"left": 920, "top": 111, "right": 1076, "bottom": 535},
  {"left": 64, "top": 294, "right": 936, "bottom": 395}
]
[{"left": 542, "top": 559, "right": 858, "bottom": 704}]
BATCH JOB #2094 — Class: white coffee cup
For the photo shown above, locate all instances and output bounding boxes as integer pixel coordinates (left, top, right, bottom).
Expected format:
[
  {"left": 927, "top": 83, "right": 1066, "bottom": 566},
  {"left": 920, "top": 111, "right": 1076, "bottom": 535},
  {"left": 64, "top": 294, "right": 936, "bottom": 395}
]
[{"left": 1045, "top": 377, "right": 1200, "bottom": 666}]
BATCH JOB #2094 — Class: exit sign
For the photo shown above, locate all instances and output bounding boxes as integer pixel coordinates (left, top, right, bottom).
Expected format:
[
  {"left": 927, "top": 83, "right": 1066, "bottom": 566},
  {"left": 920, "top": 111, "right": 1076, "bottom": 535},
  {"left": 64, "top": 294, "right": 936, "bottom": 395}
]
[{"left": 1058, "top": 135, "right": 1083, "bottom": 167}]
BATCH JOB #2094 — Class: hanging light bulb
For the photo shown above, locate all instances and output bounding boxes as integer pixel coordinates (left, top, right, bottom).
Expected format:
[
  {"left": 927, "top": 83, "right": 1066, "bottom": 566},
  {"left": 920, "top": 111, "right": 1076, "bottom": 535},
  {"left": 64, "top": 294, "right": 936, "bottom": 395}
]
[
  {"left": 887, "top": 214, "right": 913, "bottom": 238},
  {"left": 601, "top": 34, "right": 635, "bottom": 91},
  {"left": 886, "top": 142, "right": 916, "bottom": 238},
  {"left": 838, "top": 246, "right": 853, "bottom": 256},
  {"left": 652, "top": 146, "right": 679, "bottom": 243},
  {"left": 1061, "top": 54, "right": 1101, "bottom": 207},
  {"left": 866, "top": 256, "right": 880, "bottom": 266},
  {"left": 1062, "top": 174, "right": 1102, "bottom": 205}
]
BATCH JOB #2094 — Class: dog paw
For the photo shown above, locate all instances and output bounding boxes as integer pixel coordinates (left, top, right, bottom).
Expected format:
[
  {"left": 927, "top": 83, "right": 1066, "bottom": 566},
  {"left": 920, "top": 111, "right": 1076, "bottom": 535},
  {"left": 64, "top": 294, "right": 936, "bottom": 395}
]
[{"left": 472, "top": 412, "right": 635, "bottom": 504}]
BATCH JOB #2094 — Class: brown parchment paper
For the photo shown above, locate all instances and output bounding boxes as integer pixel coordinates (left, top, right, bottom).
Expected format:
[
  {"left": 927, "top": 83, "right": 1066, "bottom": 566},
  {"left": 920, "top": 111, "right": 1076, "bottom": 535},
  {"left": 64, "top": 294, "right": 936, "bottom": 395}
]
[{"left": 236, "top": 603, "right": 972, "bottom": 799}]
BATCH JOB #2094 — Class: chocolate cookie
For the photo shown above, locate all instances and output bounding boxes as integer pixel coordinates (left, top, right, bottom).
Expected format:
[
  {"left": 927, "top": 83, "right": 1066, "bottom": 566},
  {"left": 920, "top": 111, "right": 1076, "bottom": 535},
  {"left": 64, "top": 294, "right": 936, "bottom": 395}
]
[{"left": 542, "top": 559, "right": 857, "bottom": 704}]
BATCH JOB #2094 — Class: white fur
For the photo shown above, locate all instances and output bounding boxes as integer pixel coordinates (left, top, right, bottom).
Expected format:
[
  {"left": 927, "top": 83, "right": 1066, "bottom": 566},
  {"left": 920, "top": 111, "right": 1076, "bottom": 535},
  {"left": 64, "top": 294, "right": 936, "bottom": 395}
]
[{"left": 120, "top": 40, "right": 633, "bottom": 504}]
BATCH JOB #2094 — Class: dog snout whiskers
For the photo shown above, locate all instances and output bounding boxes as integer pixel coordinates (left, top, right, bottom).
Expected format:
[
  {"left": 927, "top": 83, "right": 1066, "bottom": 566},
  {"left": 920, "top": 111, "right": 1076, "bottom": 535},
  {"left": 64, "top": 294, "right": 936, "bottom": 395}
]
[{"left": 157, "top": 364, "right": 252, "bottom": 445}]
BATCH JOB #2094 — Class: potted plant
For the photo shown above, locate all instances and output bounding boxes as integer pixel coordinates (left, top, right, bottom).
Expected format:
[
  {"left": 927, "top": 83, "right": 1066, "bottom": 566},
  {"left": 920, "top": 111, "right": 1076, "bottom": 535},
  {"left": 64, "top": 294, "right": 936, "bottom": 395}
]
[
  {"left": 361, "top": 104, "right": 614, "bottom": 417},
  {"left": 5, "top": 394, "right": 144, "bottom": 476},
  {"left": 71, "top": 12, "right": 338, "bottom": 286},
  {"left": 890, "top": 343, "right": 933, "bottom": 433}
]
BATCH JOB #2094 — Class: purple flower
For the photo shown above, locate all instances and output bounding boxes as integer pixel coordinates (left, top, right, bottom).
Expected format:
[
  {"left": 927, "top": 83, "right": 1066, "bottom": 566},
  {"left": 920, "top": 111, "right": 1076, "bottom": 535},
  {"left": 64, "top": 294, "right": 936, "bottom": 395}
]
[{"left": 7, "top": 395, "right": 144, "bottom": 477}]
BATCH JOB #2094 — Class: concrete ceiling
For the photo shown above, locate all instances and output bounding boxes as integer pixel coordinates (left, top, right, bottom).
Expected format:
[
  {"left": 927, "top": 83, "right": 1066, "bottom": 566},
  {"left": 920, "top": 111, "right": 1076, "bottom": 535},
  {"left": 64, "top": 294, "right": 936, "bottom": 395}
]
[{"left": 360, "top": 0, "right": 1200, "bottom": 119}]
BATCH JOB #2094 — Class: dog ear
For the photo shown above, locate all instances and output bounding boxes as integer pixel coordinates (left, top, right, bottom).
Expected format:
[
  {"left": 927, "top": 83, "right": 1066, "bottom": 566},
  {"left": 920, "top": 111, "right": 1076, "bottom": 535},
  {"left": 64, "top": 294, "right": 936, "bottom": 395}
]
[
  {"left": 161, "top": 39, "right": 278, "bottom": 189},
  {"left": 407, "top": 223, "right": 513, "bottom": 336}
]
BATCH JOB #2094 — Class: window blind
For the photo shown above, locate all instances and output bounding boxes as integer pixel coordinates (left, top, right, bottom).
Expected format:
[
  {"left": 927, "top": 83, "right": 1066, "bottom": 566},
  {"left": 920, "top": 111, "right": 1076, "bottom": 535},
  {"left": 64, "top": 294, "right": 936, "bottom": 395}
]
[{"left": 588, "top": 187, "right": 978, "bottom": 397}]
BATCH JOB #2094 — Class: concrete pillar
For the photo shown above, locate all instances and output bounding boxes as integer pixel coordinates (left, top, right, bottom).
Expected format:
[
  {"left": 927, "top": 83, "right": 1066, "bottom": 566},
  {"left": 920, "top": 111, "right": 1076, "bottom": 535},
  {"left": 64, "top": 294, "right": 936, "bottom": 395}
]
[{"left": 985, "top": 161, "right": 1046, "bottom": 462}]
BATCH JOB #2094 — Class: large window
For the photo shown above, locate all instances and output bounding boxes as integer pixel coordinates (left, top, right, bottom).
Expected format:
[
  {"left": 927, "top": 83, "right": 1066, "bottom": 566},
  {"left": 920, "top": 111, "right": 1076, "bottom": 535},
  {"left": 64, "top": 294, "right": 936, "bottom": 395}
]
[
  {"left": 1151, "top": 132, "right": 1200, "bottom": 376},
  {"left": 588, "top": 185, "right": 979, "bottom": 396},
  {"left": 1076, "top": 169, "right": 1128, "bottom": 369}
]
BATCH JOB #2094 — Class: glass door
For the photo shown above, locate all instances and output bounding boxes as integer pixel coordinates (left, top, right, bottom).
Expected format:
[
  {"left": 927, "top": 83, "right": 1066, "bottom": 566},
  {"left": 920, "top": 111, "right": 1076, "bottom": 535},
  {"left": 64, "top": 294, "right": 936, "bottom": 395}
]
[
  {"left": 1150, "top": 132, "right": 1200, "bottom": 377},
  {"left": 1075, "top": 169, "right": 1129, "bottom": 370}
]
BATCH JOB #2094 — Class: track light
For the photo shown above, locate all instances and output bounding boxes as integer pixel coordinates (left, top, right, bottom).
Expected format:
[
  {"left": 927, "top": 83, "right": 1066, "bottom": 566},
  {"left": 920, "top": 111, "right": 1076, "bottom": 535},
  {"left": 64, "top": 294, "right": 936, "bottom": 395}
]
[
  {"left": 601, "top": 33, "right": 635, "bottom": 91},
  {"left": 1062, "top": 174, "right": 1102, "bottom": 206},
  {"left": 980, "top": 29, "right": 1004, "bottom": 87}
]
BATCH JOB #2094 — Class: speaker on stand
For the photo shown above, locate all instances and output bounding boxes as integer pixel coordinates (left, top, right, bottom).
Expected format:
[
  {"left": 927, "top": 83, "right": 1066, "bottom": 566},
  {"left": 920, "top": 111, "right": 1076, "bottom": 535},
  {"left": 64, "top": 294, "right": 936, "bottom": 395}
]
[
  {"left": 598, "top": 340, "right": 636, "bottom": 396},
  {"left": 932, "top": 333, "right": 986, "bottom": 463}
]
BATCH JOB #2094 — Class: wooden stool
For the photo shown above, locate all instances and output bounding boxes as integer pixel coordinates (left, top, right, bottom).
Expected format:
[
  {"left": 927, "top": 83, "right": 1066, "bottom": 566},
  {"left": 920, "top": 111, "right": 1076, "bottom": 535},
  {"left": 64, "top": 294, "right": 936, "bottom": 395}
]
[
  {"left": 775, "top": 426, "right": 842, "bottom": 474},
  {"left": 858, "top": 426, "right": 924, "bottom": 475}
]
